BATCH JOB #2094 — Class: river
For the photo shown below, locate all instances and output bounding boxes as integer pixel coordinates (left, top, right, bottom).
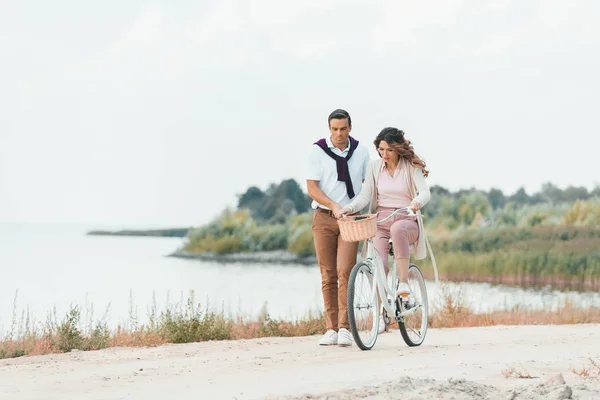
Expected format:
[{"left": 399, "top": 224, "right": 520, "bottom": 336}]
[{"left": 1, "top": 223, "right": 599, "bottom": 334}]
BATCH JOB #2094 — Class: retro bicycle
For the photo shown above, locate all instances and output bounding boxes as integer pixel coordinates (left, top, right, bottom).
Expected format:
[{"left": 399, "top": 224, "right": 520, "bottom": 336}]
[{"left": 340, "top": 207, "right": 429, "bottom": 350}]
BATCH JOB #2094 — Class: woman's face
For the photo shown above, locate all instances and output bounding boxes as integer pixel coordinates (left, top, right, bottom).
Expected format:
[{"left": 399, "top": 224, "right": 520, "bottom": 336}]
[{"left": 377, "top": 140, "right": 399, "bottom": 164}]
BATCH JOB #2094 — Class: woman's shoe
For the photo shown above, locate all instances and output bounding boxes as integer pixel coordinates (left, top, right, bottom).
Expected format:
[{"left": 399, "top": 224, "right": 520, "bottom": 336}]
[{"left": 396, "top": 282, "right": 411, "bottom": 299}]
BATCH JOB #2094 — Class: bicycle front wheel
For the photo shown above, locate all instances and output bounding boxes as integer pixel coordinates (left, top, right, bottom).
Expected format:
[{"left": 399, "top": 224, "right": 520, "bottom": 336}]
[
  {"left": 348, "top": 260, "right": 381, "bottom": 350},
  {"left": 397, "top": 264, "right": 428, "bottom": 347}
]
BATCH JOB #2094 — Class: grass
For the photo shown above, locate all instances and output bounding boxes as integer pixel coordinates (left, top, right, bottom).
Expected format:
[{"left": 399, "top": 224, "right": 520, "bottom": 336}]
[
  {"left": 571, "top": 358, "right": 600, "bottom": 379},
  {"left": 0, "top": 290, "right": 326, "bottom": 360},
  {"left": 427, "top": 283, "right": 600, "bottom": 328},
  {"left": 502, "top": 365, "right": 538, "bottom": 379},
  {"left": 1, "top": 289, "right": 600, "bottom": 361},
  {"left": 418, "top": 225, "right": 600, "bottom": 291}
]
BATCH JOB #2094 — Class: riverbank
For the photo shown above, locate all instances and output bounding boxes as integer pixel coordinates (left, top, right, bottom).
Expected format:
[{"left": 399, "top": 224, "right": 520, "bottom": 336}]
[
  {"left": 87, "top": 228, "right": 190, "bottom": 238},
  {"left": 167, "top": 249, "right": 317, "bottom": 265},
  {"left": 168, "top": 247, "right": 600, "bottom": 293},
  {"left": 2, "top": 324, "right": 599, "bottom": 399},
  {"left": 2, "top": 288, "right": 599, "bottom": 361}
]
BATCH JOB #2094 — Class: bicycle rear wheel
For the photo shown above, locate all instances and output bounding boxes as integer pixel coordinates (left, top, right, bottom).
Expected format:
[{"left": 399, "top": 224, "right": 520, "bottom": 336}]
[
  {"left": 347, "top": 260, "right": 380, "bottom": 350},
  {"left": 397, "top": 264, "right": 428, "bottom": 347}
]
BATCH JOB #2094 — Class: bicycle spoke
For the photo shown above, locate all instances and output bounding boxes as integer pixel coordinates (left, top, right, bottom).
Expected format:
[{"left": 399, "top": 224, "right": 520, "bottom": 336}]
[
  {"left": 348, "top": 261, "right": 380, "bottom": 350},
  {"left": 407, "top": 325, "right": 420, "bottom": 337}
]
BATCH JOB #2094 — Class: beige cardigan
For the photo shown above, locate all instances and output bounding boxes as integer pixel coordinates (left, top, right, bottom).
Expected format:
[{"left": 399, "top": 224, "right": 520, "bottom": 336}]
[{"left": 346, "top": 158, "right": 439, "bottom": 282}]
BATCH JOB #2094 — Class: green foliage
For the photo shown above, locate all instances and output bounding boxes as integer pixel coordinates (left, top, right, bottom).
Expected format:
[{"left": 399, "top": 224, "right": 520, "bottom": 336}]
[
  {"left": 286, "top": 213, "right": 315, "bottom": 256},
  {"left": 183, "top": 178, "right": 600, "bottom": 289},
  {"left": 158, "top": 296, "right": 232, "bottom": 343},
  {"left": 561, "top": 199, "right": 600, "bottom": 226},
  {"left": 425, "top": 191, "right": 489, "bottom": 229},
  {"left": 56, "top": 306, "right": 84, "bottom": 352},
  {"left": 246, "top": 224, "right": 289, "bottom": 252},
  {"left": 436, "top": 225, "right": 600, "bottom": 253},
  {"left": 237, "top": 178, "right": 311, "bottom": 223},
  {"left": 86, "top": 322, "right": 110, "bottom": 351},
  {"left": 0, "top": 293, "right": 329, "bottom": 360},
  {"left": 419, "top": 225, "right": 600, "bottom": 290},
  {"left": 185, "top": 208, "right": 316, "bottom": 257},
  {"left": 487, "top": 188, "right": 506, "bottom": 209},
  {"left": 186, "top": 210, "right": 252, "bottom": 254}
]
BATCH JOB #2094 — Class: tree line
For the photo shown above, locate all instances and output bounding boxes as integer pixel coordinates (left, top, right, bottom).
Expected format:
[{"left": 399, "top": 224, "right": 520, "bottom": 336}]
[{"left": 236, "top": 179, "right": 600, "bottom": 226}]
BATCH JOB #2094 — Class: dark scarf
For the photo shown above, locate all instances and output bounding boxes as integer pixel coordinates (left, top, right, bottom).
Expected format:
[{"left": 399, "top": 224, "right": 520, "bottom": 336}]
[{"left": 314, "top": 136, "right": 359, "bottom": 199}]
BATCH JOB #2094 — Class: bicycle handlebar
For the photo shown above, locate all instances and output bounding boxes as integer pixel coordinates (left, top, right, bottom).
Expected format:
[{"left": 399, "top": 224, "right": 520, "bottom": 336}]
[{"left": 375, "top": 207, "right": 415, "bottom": 224}]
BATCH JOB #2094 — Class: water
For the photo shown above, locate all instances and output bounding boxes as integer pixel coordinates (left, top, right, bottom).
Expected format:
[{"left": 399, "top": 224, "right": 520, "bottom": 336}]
[{"left": 1, "top": 223, "right": 599, "bottom": 334}]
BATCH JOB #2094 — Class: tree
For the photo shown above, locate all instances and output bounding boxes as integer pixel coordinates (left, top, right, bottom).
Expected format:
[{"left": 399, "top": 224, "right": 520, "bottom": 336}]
[
  {"left": 457, "top": 192, "right": 490, "bottom": 226},
  {"left": 271, "top": 198, "right": 296, "bottom": 224},
  {"left": 541, "top": 182, "right": 564, "bottom": 204},
  {"left": 238, "top": 179, "right": 311, "bottom": 223},
  {"left": 487, "top": 188, "right": 506, "bottom": 209},
  {"left": 430, "top": 185, "right": 450, "bottom": 196},
  {"left": 238, "top": 186, "right": 265, "bottom": 211},
  {"left": 563, "top": 185, "right": 590, "bottom": 203},
  {"left": 509, "top": 187, "right": 531, "bottom": 205},
  {"left": 273, "top": 179, "right": 311, "bottom": 214}
]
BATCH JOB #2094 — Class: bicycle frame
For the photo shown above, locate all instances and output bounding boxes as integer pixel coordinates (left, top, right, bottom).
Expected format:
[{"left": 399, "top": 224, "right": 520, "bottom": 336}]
[{"left": 362, "top": 207, "right": 423, "bottom": 321}]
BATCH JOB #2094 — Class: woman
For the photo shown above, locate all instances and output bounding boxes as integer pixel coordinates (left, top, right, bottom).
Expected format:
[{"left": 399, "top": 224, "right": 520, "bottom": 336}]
[{"left": 339, "top": 127, "right": 436, "bottom": 299}]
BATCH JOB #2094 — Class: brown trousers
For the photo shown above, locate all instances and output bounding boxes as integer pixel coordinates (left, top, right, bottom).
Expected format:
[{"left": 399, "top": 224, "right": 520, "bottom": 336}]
[{"left": 312, "top": 209, "right": 359, "bottom": 331}]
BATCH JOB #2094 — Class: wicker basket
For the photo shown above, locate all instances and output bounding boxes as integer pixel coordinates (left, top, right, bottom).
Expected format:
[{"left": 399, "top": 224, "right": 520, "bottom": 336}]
[{"left": 338, "top": 214, "right": 377, "bottom": 242}]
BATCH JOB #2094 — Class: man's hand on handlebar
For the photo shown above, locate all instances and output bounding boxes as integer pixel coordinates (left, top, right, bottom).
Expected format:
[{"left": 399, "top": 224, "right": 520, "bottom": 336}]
[{"left": 338, "top": 205, "right": 352, "bottom": 218}]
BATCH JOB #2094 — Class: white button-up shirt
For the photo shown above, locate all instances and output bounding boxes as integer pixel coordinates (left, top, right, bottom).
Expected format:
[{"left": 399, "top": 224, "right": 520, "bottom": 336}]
[{"left": 306, "top": 136, "right": 370, "bottom": 210}]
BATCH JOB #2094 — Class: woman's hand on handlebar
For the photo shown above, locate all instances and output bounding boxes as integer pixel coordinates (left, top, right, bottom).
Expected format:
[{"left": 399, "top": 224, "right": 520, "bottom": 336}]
[{"left": 409, "top": 199, "right": 422, "bottom": 212}]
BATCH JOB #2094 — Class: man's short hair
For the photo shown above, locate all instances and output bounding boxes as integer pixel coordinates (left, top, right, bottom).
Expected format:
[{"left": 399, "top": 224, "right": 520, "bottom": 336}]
[{"left": 328, "top": 109, "right": 351, "bottom": 126}]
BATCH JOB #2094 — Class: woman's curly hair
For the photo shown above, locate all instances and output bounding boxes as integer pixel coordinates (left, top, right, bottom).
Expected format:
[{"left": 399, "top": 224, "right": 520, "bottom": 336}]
[{"left": 373, "top": 127, "right": 429, "bottom": 177}]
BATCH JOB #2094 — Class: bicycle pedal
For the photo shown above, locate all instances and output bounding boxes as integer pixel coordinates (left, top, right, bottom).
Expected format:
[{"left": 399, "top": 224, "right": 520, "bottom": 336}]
[{"left": 398, "top": 297, "right": 411, "bottom": 309}]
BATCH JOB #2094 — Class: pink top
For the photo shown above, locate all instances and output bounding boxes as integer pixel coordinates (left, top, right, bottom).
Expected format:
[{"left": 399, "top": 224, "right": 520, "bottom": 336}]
[{"left": 377, "top": 161, "right": 412, "bottom": 208}]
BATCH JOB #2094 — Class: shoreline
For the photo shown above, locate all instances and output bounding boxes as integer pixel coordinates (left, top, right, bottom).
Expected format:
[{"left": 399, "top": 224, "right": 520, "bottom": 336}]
[
  {"left": 167, "top": 249, "right": 317, "bottom": 265},
  {"left": 86, "top": 228, "right": 190, "bottom": 238},
  {"left": 168, "top": 249, "right": 599, "bottom": 291}
]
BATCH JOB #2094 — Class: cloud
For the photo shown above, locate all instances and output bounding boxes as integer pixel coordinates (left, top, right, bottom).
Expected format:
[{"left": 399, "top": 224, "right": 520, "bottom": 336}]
[
  {"left": 104, "top": 4, "right": 164, "bottom": 58},
  {"left": 1, "top": 1, "right": 600, "bottom": 225},
  {"left": 370, "top": 0, "right": 599, "bottom": 62},
  {"left": 371, "top": 0, "right": 470, "bottom": 56}
]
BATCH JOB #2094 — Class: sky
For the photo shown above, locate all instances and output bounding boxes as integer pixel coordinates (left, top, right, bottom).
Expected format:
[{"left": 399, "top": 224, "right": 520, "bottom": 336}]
[{"left": 1, "top": 0, "right": 599, "bottom": 228}]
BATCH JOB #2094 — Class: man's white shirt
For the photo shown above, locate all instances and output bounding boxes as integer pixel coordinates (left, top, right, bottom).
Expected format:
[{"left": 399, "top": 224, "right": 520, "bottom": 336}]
[{"left": 306, "top": 136, "right": 370, "bottom": 210}]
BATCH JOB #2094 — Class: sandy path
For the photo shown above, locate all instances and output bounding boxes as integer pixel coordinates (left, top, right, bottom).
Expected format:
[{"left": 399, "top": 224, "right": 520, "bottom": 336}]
[{"left": 1, "top": 324, "right": 599, "bottom": 399}]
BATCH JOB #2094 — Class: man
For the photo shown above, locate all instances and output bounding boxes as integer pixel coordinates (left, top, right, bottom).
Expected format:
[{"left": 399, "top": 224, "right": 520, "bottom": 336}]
[{"left": 306, "top": 109, "right": 370, "bottom": 347}]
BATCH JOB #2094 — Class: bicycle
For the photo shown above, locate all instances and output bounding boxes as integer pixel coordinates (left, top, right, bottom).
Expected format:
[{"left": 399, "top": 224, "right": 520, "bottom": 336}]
[{"left": 344, "top": 207, "right": 429, "bottom": 350}]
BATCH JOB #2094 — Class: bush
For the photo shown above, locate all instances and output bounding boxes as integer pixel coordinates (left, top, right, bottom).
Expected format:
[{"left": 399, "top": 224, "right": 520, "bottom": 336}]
[
  {"left": 159, "top": 297, "right": 232, "bottom": 343},
  {"left": 421, "top": 225, "right": 600, "bottom": 290},
  {"left": 562, "top": 199, "right": 600, "bottom": 226},
  {"left": 246, "top": 225, "right": 289, "bottom": 252},
  {"left": 288, "top": 225, "right": 315, "bottom": 257}
]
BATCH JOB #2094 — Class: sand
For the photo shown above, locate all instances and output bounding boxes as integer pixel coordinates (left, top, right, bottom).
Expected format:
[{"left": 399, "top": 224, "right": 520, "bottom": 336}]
[{"left": 1, "top": 324, "right": 599, "bottom": 399}]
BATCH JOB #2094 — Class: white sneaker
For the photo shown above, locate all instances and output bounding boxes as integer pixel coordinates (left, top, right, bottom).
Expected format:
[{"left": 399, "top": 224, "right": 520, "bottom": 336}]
[
  {"left": 397, "top": 282, "right": 411, "bottom": 298},
  {"left": 337, "top": 328, "right": 352, "bottom": 347},
  {"left": 318, "top": 329, "right": 338, "bottom": 345}
]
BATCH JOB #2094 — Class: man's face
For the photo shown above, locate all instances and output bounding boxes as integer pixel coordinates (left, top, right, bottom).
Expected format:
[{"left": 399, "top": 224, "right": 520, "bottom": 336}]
[{"left": 329, "top": 118, "right": 351, "bottom": 149}]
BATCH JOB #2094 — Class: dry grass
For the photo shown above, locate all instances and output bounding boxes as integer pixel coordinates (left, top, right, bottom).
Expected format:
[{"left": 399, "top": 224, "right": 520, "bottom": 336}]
[
  {"left": 1, "top": 288, "right": 600, "bottom": 361},
  {"left": 0, "top": 291, "right": 326, "bottom": 360},
  {"left": 502, "top": 365, "right": 539, "bottom": 379},
  {"left": 428, "top": 283, "right": 600, "bottom": 328},
  {"left": 571, "top": 358, "right": 600, "bottom": 379}
]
